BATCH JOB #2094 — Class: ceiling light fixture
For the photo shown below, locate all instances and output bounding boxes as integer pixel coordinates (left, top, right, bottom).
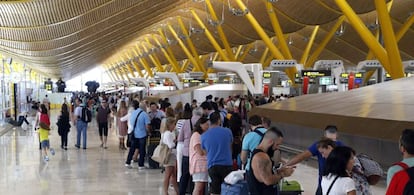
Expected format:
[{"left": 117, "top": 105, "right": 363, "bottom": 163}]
[
  {"left": 190, "top": 27, "right": 205, "bottom": 34},
  {"left": 367, "top": 17, "right": 379, "bottom": 30},
  {"left": 206, "top": 2, "right": 225, "bottom": 26},
  {"left": 228, "top": 0, "right": 249, "bottom": 16},
  {"left": 335, "top": 23, "right": 345, "bottom": 37}
]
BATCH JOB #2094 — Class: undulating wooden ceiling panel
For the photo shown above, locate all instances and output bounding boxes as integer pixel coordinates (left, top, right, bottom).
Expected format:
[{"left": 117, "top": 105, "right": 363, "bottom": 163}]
[
  {"left": 272, "top": 0, "right": 341, "bottom": 25},
  {"left": 0, "top": 0, "right": 411, "bottom": 80},
  {"left": 321, "top": 0, "right": 391, "bottom": 14}
]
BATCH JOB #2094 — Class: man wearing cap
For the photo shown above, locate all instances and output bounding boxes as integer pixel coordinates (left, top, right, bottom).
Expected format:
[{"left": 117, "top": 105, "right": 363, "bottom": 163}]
[
  {"left": 285, "top": 125, "right": 345, "bottom": 195},
  {"left": 96, "top": 99, "right": 111, "bottom": 149}
]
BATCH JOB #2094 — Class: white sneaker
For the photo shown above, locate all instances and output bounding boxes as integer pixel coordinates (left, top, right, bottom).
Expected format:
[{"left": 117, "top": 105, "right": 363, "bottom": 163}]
[
  {"left": 125, "top": 164, "right": 132, "bottom": 169},
  {"left": 138, "top": 166, "right": 146, "bottom": 170},
  {"left": 44, "top": 156, "right": 49, "bottom": 162}
]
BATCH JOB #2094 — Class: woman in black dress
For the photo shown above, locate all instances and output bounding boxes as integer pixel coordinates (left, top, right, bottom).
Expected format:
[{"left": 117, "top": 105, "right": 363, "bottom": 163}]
[{"left": 57, "top": 103, "right": 71, "bottom": 150}]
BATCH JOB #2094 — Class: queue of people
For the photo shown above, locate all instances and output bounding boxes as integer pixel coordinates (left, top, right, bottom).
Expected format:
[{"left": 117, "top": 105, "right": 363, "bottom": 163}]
[{"left": 27, "top": 92, "right": 413, "bottom": 195}]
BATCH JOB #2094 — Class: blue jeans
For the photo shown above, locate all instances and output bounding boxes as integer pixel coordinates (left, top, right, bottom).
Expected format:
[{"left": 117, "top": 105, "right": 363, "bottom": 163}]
[
  {"left": 126, "top": 136, "right": 147, "bottom": 167},
  {"left": 76, "top": 120, "right": 88, "bottom": 148}
]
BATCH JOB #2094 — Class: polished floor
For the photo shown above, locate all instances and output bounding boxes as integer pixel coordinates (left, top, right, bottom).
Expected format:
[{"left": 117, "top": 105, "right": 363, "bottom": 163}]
[{"left": 0, "top": 112, "right": 387, "bottom": 195}]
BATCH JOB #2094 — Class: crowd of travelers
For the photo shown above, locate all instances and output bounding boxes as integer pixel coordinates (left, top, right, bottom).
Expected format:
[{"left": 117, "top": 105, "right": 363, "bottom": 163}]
[{"left": 28, "top": 91, "right": 414, "bottom": 195}]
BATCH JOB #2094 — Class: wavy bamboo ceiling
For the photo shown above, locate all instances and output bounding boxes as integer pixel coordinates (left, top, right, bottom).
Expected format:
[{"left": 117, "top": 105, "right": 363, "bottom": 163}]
[{"left": 0, "top": 0, "right": 412, "bottom": 80}]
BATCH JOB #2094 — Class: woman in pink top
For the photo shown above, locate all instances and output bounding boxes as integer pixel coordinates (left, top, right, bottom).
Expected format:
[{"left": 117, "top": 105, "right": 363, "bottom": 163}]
[{"left": 189, "top": 117, "right": 209, "bottom": 195}]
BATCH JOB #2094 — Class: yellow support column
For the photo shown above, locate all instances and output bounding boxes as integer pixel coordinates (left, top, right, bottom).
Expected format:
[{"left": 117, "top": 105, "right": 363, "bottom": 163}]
[
  {"left": 260, "top": 47, "right": 270, "bottom": 65},
  {"left": 364, "top": 14, "right": 414, "bottom": 83},
  {"left": 375, "top": 0, "right": 404, "bottom": 79},
  {"left": 265, "top": 1, "right": 292, "bottom": 59},
  {"left": 155, "top": 31, "right": 181, "bottom": 73},
  {"left": 113, "top": 64, "right": 124, "bottom": 81},
  {"left": 300, "top": 26, "right": 319, "bottom": 65},
  {"left": 109, "top": 64, "right": 122, "bottom": 81},
  {"left": 205, "top": 0, "right": 235, "bottom": 60},
  {"left": 136, "top": 46, "right": 163, "bottom": 72},
  {"left": 4, "top": 62, "right": 10, "bottom": 75},
  {"left": 264, "top": 54, "right": 274, "bottom": 68},
  {"left": 103, "top": 65, "right": 115, "bottom": 82},
  {"left": 181, "top": 60, "right": 190, "bottom": 72},
  {"left": 235, "top": 45, "right": 243, "bottom": 60},
  {"left": 335, "top": 0, "right": 390, "bottom": 72},
  {"left": 235, "top": 0, "right": 296, "bottom": 81},
  {"left": 131, "top": 61, "right": 145, "bottom": 78},
  {"left": 190, "top": 10, "right": 230, "bottom": 61},
  {"left": 145, "top": 37, "right": 166, "bottom": 71},
  {"left": 122, "top": 65, "right": 132, "bottom": 82},
  {"left": 121, "top": 56, "right": 136, "bottom": 78},
  {"left": 395, "top": 14, "right": 414, "bottom": 41},
  {"left": 126, "top": 53, "right": 144, "bottom": 78},
  {"left": 167, "top": 24, "right": 205, "bottom": 74},
  {"left": 125, "top": 62, "right": 136, "bottom": 78},
  {"left": 239, "top": 43, "right": 254, "bottom": 61},
  {"left": 132, "top": 48, "right": 154, "bottom": 77},
  {"left": 305, "top": 17, "right": 345, "bottom": 68},
  {"left": 177, "top": 17, "right": 205, "bottom": 72},
  {"left": 152, "top": 38, "right": 180, "bottom": 73},
  {"left": 115, "top": 63, "right": 128, "bottom": 81},
  {"left": 141, "top": 44, "right": 165, "bottom": 72},
  {"left": 105, "top": 69, "right": 116, "bottom": 82}
]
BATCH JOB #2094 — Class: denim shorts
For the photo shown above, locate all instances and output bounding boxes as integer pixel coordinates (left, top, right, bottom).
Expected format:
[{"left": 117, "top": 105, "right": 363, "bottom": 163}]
[{"left": 41, "top": 140, "right": 50, "bottom": 149}]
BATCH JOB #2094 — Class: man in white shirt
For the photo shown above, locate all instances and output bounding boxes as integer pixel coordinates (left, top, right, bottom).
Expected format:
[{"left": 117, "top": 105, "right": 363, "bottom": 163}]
[{"left": 74, "top": 100, "right": 88, "bottom": 149}]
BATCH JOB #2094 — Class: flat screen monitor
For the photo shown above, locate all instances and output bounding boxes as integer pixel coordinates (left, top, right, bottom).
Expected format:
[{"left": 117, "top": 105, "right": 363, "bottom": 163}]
[{"left": 319, "top": 76, "right": 333, "bottom": 85}]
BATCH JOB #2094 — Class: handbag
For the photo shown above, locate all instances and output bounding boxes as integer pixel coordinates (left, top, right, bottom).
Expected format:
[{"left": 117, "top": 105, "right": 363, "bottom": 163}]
[
  {"left": 126, "top": 110, "right": 143, "bottom": 147},
  {"left": 151, "top": 134, "right": 171, "bottom": 164}
]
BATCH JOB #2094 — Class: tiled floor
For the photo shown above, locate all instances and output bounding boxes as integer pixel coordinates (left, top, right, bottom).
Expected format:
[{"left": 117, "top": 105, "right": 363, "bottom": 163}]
[{"left": 0, "top": 112, "right": 387, "bottom": 195}]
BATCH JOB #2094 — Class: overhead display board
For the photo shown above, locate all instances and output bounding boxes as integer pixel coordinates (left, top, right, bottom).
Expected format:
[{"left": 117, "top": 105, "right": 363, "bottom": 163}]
[
  {"left": 262, "top": 72, "right": 271, "bottom": 78},
  {"left": 301, "top": 70, "right": 331, "bottom": 78}
]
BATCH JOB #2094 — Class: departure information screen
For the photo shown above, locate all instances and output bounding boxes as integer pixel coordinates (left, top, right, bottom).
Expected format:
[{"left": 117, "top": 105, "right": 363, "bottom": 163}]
[
  {"left": 301, "top": 70, "right": 331, "bottom": 78},
  {"left": 262, "top": 72, "right": 271, "bottom": 78}
]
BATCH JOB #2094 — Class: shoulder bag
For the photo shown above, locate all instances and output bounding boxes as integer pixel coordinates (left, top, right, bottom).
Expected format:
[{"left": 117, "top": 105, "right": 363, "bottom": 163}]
[
  {"left": 126, "top": 110, "right": 143, "bottom": 147},
  {"left": 151, "top": 133, "right": 171, "bottom": 165}
]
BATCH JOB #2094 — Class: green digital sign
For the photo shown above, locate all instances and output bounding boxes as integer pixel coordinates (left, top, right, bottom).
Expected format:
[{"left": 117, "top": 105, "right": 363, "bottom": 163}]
[{"left": 263, "top": 72, "right": 271, "bottom": 78}]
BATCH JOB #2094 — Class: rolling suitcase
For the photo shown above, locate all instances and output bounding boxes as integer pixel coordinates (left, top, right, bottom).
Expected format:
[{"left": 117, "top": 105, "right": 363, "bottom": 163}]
[
  {"left": 279, "top": 180, "right": 303, "bottom": 195},
  {"left": 221, "top": 180, "right": 249, "bottom": 195}
]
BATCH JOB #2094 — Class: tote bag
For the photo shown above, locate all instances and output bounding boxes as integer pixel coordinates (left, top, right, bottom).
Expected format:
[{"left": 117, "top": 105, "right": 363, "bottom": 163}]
[{"left": 151, "top": 134, "right": 170, "bottom": 164}]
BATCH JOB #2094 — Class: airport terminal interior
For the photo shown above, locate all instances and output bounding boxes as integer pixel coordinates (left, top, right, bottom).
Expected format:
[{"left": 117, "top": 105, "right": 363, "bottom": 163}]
[{"left": 0, "top": 0, "right": 413, "bottom": 194}]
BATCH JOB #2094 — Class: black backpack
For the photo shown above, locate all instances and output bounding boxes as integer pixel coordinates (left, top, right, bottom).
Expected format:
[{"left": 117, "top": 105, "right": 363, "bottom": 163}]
[
  {"left": 150, "top": 117, "right": 162, "bottom": 130},
  {"left": 253, "top": 128, "right": 275, "bottom": 158},
  {"left": 81, "top": 106, "right": 92, "bottom": 123}
]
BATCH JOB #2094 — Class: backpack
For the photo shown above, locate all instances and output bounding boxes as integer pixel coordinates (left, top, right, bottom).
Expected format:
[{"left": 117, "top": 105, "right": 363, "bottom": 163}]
[
  {"left": 386, "top": 162, "right": 414, "bottom": 195},
  {"left": 356, "top": 153, "right": 384, "bottom": 185},
  {"left": 80, "top": 106, "right": 92, "bottom": 123},
  {"left": 221, "top": 111, "right": 230, "bottom": 128},
  {"left": 39, "top": 113, "right": 50, "bottom": 126},
  {"left": 253, "top": 128, "right": 265, "bottom": 141},
  {"left": 249, "top": 128, "right": 274, "bottom": 159},
  {"left": 150, "top": 117, "right": 162, "bottom": 130}
]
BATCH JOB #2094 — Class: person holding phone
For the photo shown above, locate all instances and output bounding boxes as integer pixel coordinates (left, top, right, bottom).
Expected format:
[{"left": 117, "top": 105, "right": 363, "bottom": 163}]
[{"left": 247, "top": 127, "right": 295, "bottom": 195}]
